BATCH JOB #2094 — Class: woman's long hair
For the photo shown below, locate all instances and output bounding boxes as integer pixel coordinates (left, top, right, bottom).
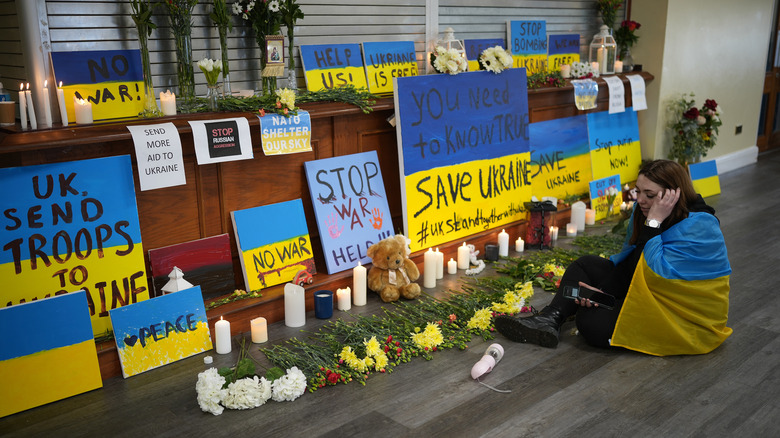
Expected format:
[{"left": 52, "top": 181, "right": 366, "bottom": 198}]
[{"left": 629, "top": 160, "right": 698, "bottom": 245}]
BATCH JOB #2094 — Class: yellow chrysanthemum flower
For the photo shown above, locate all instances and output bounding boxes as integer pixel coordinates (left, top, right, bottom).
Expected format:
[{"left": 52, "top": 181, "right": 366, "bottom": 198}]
[
  {"left": 364, "top": 336, "right": 382, "bottom": 357},
  {"left": 276, "top": 88, "right": 296, "bottom": 110},
  {"left": 411, "top": 323, "right": 443, "bottom": 349},
  {"left": 373, "top": 352, "right": 388, "bottom": 370},
  {"left": 467, "top": 308, "right": 493, "bottom": 330}
]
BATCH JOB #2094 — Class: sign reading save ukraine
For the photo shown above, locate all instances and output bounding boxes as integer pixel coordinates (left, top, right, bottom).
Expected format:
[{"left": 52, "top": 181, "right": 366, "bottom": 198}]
[{"left": 300, "top": 43, "right": 368, "bottom": 92}]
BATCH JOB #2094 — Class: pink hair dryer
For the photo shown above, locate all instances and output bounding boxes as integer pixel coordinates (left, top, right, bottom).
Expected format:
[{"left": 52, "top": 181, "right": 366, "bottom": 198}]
[{"left": 470, "top": 343, "right": 504, "bottom": 379}]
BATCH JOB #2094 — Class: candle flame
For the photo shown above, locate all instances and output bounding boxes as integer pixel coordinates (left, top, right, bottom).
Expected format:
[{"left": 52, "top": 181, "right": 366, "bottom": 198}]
[
  {"left": 25, "top": 83, "right": 30, "bottom": 90},
  {"left": 44, "top": 80, "right": 48, "bottom": 88},
  {"left": 220, "top": 316, "right": 224, "bottom": 321},
  {"left": 59, "top": 81, "right": 63, "bottom": 88}
]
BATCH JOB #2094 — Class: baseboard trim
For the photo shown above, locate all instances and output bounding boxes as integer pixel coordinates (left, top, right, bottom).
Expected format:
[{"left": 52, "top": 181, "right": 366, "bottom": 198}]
[{"left": 715, "top": 146, "right": 759, "bottom": 174}]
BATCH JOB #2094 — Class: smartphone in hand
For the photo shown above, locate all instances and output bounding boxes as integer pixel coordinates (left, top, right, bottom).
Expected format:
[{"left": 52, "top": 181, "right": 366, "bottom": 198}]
[{"left": 562, "top": 285, "right": 616, "bottom": 310}]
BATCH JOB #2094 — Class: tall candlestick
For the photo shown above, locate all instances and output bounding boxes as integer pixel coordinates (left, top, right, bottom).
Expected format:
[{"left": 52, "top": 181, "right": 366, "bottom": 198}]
[
  {"left": 498, "top": 229, "right": 509, "bottom": 257},
  {"left": 284, "top": 283, "right": 306, "bottom": 327},
  {"left": 214, "top": 316, "right": 231, "bottom": 354},
  {"left": 515, "top": 237, "right": 524, "bottom": 253},
  {"left": 250, "top": 317, "right": 268, "bottom": 343},
  {"left": 56, "top": 81, "right": 68, "bottom": 126},
  {"left": 353, "top": 262, "right": 367, "bottom": 306},
  {"left": 25, "top": 83, "right": 37, "bottom": 130},
  {"left": 336, "top": 287, "right": 351, "bottom": 310},
  {"left": 423, "top": 248, "right": 437, "bottom": 289},
  {"left": 457, "top": 242, "right": 470, "bottom": 270},
  {"left": 19, "top": 83, "right": 27, "bottom": 130},
  {"left": 73, "top": 97, "right": 93, "bottom": 124},
  {"left": 447, "top": 257, "right": 457, "bottom": 275},
  {"left": 435, "top": 248, "right": 444, "bottom": 279},
  {"left": 42, "top": 80, "right": 52, "bottom": 128}
]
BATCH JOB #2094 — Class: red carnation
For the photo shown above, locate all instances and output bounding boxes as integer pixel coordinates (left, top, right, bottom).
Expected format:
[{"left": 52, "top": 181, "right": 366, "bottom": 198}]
[
  {"left": 683, "top": 107, "right": 699, "bottom": 120},
  {"left": 703, "top": 99, "right": 718, "bottom": 111}
]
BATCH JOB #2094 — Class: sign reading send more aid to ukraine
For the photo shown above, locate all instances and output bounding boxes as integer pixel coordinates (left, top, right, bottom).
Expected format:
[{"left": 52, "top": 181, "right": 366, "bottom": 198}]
[
  {"left": 361, "top": 41, "right": 418, "bottom": 94},
  {"left": 300, "top": 43, "right": 368, "bottom": 92},
  {"left": 393, "top": 69, "right": 532, "bottom": 252}
]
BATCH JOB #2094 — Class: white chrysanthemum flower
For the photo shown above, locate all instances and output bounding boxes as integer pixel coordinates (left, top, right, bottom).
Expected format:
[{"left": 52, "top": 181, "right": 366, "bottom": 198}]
[
  {"left": 248, "top": 0, "right": 256, "bottom": 11},
  {"left": 196, "top": 368, "right": 226, "bottom": 416},
  {"left": 268, "top": 0, "right": 280, "bottom": 12},
  {"left": 232, "top": 2, "right": 242, "bottom": 15},
  {"left": 222, "top": 376, "right": 272, "bottom": 410},
  {"left": 271, "top": 366, "right": 307, "bottom": 402}
]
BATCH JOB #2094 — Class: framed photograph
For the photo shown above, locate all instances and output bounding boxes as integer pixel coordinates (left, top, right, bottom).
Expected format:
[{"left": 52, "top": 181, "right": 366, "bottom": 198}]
[{"left": 266, "top": 35, "right": 285, "bottom": 66}]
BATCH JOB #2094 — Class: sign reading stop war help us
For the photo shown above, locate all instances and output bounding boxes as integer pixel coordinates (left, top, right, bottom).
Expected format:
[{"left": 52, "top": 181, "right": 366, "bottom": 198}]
[
  {"left": 188, "top": 117, "right": 254, "bottom": 165},
  {"left": 393, "top": 69, "right": 532, "bottom": 252},
  {"left": 127, "top": 123, "right": 186, "bottom": 191}
]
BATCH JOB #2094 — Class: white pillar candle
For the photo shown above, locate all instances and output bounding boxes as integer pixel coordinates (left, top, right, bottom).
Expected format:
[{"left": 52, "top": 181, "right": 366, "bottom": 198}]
[
  {"left": 571, "top": 201, "right": 586, "bottom": 232},
  {"left": 447, "top": 257, "right": 457, "bottom": 274},
  {"left": 550, "top": 226, "right": 559, "bottom": 242},
  {"left": 560, "top": 64, "right": 571, "bottom": 79},
  {"left": 73, "top": 97, "right": 93, "bottom": 124},
  {"left": 19, "top": 83, "right": 27, "bottom": 130},
  {"left": 515, "top": 237, "right": 524, "bottom": 252},
  {"left": 591, "top": 61, "right": 599, "bottom": 73},
  {"left": 614, "top": 60, "right": 623, "bottom": 73},
  {"left": 457, "top": 242, "right": 470, "bottom": 270},
  {"left": 423, "top": 248, "right": 437, "bottom": 289},
  {"left": 56, "top": 82, "right": 68, "bottom": 126},
  {"left": 498, "top": 229, "right": 509, "bottom": 257},
  {"left": 352, "top": 262, "right": 367, "bottom": 306},
  {"left": 160, "top": 89, "right": 176, "bottom": 116},
  {"left": 42, "top": 80, "right": 52, "bottom": 128},
  {"left": 250, "top": 317, "right": 268, "bottom": 343},
  {"left": 336, "top": 287, "right": 351, "bottom": 310},
  {"left": 24, "top": 84, "right": 37, "bottom": 130},
  {"left": 435, "top": 248, "right": 444, "bottom": 279},
  {"left": 585, "top": 208, "right": 596, "bottom": 225},
  {"left": 284, "top": 283, "right": 306, "bottom": 327},
  {"left": 214, "top": 316, "right": 231, "bottom": 354},
  {"left": 566, "top": 222, "right": 578, "bottom": 237}
]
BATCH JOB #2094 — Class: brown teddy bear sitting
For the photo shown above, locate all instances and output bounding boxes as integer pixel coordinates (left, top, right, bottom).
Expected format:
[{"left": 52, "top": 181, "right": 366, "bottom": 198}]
[{"left": 366, "top": 234, "right": 421, "bottom": 302}]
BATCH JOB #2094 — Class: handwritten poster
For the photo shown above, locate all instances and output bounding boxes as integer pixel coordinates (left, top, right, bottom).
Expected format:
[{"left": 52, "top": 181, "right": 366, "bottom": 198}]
[
  {"left": 589, "top": 174, "right": 622, "bottom": 221},
  {"left": 0, "top": 156, "right": 148, "bottom": 336},
  {"left": 362, "top": 41, "right": 418, "bottom": 94},
  {"left": 110, "top": 285, "right": 211, "bottom": 378},
  {"left": 127, "top": 122, "right": 186, "bottom": 191},
  {"left": 463, "top": 38, "right": 505, "bottom": 72},
  {"left": 602, "top": 75, "right": 626, "bottom": 114},
  {"left": 0, "top": 291, "right": 102, "bottom": 418},
  {"left": 259, "top": 110, "right": 312, "bottom": 155},
  {"left": 627, "top": 74, "right": 648, "bottom": 111},
  {"left": 304, "top": 151, "right": 395, "bottom": 273},
  {"left": 231, "top": 199, "right": 316, "bottom": 291},
  {"left": 51, "top": 49, "right": 145, "bottom": 121},
  {"left": 300, "top": 43, "right": 369, "bottom": 92},
  {"left": 528, "top": 115, "right": 592, "bottom": 200},
  {"left": 689, "top": 160, "right": 721, "bottom": 198},
  {"left": 188, "top": 117, "right": 254, "bottom": 164},
  {"left": 394, "top": 69, "right": 532, "bottom": 252},
  {"left": 587, "top": 110, "right": 642, "bottom": 183},
  {"left": 507, "top": 20, "right": 547, "bottom": 75},
  {"left": 547, "top": 34, "right": 580, "bottom": 71}
]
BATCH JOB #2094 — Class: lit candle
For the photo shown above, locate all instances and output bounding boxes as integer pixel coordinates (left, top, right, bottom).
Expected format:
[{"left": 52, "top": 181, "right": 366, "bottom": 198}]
[
  {"left": 591, "top": 61, "right": 599, "bottom": 73},
  {"left": 571, "top": 201, "right": 586, "bottom": 232},
  {"left": 566, "top": 222, "right": 578, "bottom": 237},
  {"left": 284, "top": 283, "right": 306, "bottom": 327},
  {"left": 73, "top": 96, "right": 93, "bottom": 124},
  {"left": 160, "top": 89, "right": 176, "bottom": 116},
  {"left": 560, "top": 64, "right": 571, "bottom": 79},
  {"left": 19, "top": 83, "right": 27, "bottom": 130},
  {"left": 457, "top": 242, "right": 470, "bottom": 270},
  {"left": 353, "top": 262, "right": 367, "bottom": 306},
  {"left": 447, "top": 257, "right": 457, "bottom": 274},
  {"left": 614, "top": 60, "right": 623, "bottom": 73},
  {"left": 41, "top": 80, "right": 52, "bottom": 128},
  {"left": 214, "top": 316, "right": 231, "bottom": 354},
  {"left": 250, "top": 317, "right": 268, "bottom": 343},
  {"left": 336, "top": 287, "right": 351, "bottom": 311},
  {"left": 585, "top": 208, "right": 596, "bottom": 225},
  {"left": 435, "top": 248, "right": 444, "bottom": 279},
  {"left": 423, "top": 248, "right": 437, "bottom": 289},
  {"left": 25, "top": 83, "right": 37, "bottom": 130},
  {"left": 56, "top": 81, "right": 68, "bottom": 126},
  {"left": 498, "top": 229, "right": 509, "bottom": 257},
  {"left": 620, "top": 201, "right": 627, "bottom": 212},
  {"left": 550, "top": 226, "right": 559, "bottom": 242},
  {"left": 515, "top": 237, "right": 524, "bottom": 252}
]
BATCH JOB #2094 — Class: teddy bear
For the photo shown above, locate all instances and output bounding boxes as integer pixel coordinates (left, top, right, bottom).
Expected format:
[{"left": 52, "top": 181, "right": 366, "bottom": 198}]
[{"left": 366, "top": 234, "right": 421, "bottom": 302}]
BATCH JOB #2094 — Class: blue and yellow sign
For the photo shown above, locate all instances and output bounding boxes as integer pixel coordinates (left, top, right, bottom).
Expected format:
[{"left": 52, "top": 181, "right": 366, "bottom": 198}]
[
  {"left": 547, "top": 34, "right": 580, "bottom": 71},
  {"left": 300, "top": 43, "right": 368, "bottom": 92},
  {"left": 587, "top": 109, "right": 642, "bottom": 183},
  {"left": 508, "top": 20, "right": 547, "bottom": 75},
  {"left": 259, "top": 110, "right": 313, "bottom": 155},
  {"left": 689, "top": 160, "right": 721, "bottom": 198},
  {"left": 362, "top": 41, "right": 418, "bottom": 94},
  {"left": 589, "top": 174, "right": 622, "bottom": 221},
  {"left": 529, "top": 115, "right": 592, "bottom": 200}
]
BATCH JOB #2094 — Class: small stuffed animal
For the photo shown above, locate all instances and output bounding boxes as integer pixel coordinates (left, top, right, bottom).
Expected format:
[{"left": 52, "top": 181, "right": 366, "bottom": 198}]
[{"left": 366, "top": 234, "right": 421, "bottom": 302}]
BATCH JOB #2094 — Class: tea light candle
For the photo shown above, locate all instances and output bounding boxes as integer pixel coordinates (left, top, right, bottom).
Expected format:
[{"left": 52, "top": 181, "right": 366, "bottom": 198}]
[
  {"left": 498, "top": 229, "right": 509, "bottom": 257},
  {"left": 515, "top": 237, "right": 524, "bottom": 252},
  {"left": 56, "top": 81, "right": 68, "bottom": 126},
  {"left": 591, "top": 61, "right": 599, "bottom": 73},
  {"left": 73, "top": 96, "right": 93, "bottom": 124},
  {"left": 560, "top": 64, "right": 571, "bottom": 79},
  {"left": 447, "top": 258, "right": 457, "bottom": 274},
  {"left": 435, "top": 247, "right": 444, "bottom": 279},
  {"left": 214, "top": 316, "right": 231, "bottom": 354},
  {"left": 566, "top": 222, "right": 578, "bottom": 237},
  {"left": 19, "top": 83, "right": 27, "bottom": 130},
  {"left": 160, "top": 89, "right": 176, "bottom": 116},
  {"left": 24, "top": 84, "right": 37, "bottom": 130},
  {"left": 336, "top": 287, "right": 351, "bottom": 311},
  {"left": 42, "top": 80, "right": 52, "bottom": 128},
  {"left": 585, "top": 208, "right": 596, "bottom": 225},
  {"left": 423, "top": 248, "right": 437, "bottom": 289},
  {"left": 250, "top": 317, "right": 268, "bottom": 343},
  {"left": 457, "top": 242, "right": 470, "bottom": 270},
  {"left": 284, "top": 283, "right": 306, "bottom": 327},
  {"left": 614, "top": 60, "right": 623, "bottom": 73},
  {"left": 353, "top": 262, "right": 367, "bottom": 306}
]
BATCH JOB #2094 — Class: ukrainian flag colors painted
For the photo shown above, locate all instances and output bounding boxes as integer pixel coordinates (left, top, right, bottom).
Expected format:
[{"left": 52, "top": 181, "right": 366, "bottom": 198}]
[
  {"left": 689, "top": 160, "right": 721, "bottom": 198},
  {"left": 529, "top": 115, "right": 592, "bottom": 200},
  {"left": 507, "top": 20, "right": 547, "bottom": 75},
  {"left": 588, "top": 174, "right": 621, "bottom": 221},
  {"left": 0, "top": 156, "right": 148, "bottom": 336},
  {"left": 300, "top": 43, "right": 368, "bottom": 92},
  {"left": 0, "top": 291, "right": 102, "bottom": 418},
  {"left": 362, "top": 41, "right": 418, "bottom": 94},
  {"left": 110, "top": 286, "right": 212, "bottom": 378},
  {"left": 547, "top": 34, "right": 580, "bottom": 72},
  {"left": 259, "top": 110, "right": 313, "bottom": 155},
  {"left": 464, "top": 38, "right": 505, "bottom": 72},
  {"left": 587, "top": 109, "right": 642, "bottom": 183}
]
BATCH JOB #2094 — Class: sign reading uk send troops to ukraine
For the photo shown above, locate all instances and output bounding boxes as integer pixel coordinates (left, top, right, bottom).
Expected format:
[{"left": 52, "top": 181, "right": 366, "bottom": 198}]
[{"left": 393, "top": 69, "right": 532, "bottom": 252}]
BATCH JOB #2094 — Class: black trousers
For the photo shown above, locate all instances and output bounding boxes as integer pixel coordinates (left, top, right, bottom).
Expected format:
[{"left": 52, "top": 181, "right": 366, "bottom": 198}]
[{"left": 548, "top": 255, "right": 625, "bottom": 349}]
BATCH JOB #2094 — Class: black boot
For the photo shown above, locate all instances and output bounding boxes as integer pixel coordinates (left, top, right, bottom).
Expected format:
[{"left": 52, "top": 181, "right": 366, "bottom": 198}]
[{"left": 494, "top": 306, "right": 566, "bottom": 348}]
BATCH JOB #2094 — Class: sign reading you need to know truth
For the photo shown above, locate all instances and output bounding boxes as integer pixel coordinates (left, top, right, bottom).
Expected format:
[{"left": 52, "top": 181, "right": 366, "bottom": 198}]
[{"left": 393, "top": 69, "right": 532, "bottom": 252}]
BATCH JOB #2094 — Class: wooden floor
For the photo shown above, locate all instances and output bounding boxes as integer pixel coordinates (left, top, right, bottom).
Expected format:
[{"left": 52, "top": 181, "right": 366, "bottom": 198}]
[{"left": 3, "top": 151, "right": 779, "bottom": 438}]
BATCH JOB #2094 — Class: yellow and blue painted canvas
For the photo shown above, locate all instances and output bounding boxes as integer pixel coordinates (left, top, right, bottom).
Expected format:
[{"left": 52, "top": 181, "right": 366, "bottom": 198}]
[
  {"left": 689, "top": 160, "right": 721, "bottom": 198},
  {"left": 547, "top": 34, "right": 580, "bottom": 72},
  {"left": 109, "top": 285, "right": 212, "bottom": 378},
  {"left": 507, "top": 20, "right": 547, "bottom": 75},
  {"left": 464, "top": 38, "right": 505, "bottom": 72},
  {"left": 0, "top": 290, "right": 102, "bottom": 418},
  {"left": 300, "top": 43, "right": 368, "bottom": 92},
  {"left": 587, "top": 109, "right": 642, "bottom": 183},
  {"left": 529, "top": 115, "right": 592, "bottom": 200},
  {"left": 362, "top": 41, "right": 418, "bottom": 94}
]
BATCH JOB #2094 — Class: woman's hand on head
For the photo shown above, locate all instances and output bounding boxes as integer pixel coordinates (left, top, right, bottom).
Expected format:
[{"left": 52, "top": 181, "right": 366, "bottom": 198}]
[{"left": 647, "top": 187, "right": 680, "bottom": 223}]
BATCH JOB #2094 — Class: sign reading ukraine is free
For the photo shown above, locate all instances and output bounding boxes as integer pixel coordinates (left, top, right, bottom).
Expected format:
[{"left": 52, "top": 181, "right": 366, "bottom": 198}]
[{"left": 300, "top": 43, "right": 369, "bottom": 92}]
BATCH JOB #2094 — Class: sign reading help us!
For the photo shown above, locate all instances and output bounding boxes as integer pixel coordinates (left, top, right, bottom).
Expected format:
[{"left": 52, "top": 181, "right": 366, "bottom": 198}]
[{"left": 300, "top": 43, "right": 368, "bottom": 92}]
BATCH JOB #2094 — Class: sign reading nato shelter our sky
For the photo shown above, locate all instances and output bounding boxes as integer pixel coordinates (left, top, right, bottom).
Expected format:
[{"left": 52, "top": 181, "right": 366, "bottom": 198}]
[{"left": 393, "top": 69, "right": 532, "bottom": 252}]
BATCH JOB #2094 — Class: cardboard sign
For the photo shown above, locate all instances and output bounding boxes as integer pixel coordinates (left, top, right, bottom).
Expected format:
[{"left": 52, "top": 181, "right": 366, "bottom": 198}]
[
  {"left": 689, "top": 160, "right": 721, "bottom": 198},
  {"left": 587, "top": 110, "right": 642, "bottom": 183},
  {"left": 304, "top": 151, "right": 395, "bottom": 273},
  {"left": 127, "top": 122, "right": 186, "bottom": 191},
  {"left": 589, "top": 174, "right": 622, "bottom": 220},
  {"left": 0, "top": 156, "right": 149, "bottom": 336},
  {"left": 50, "top": 49, "right": 145, "bottom": 121},
  {"left": 109, "top": 285, "right": 212, "bottom": 378},
  {"left": 547, "top": 34, "right": 580, "bottom": 71},
  {"left": 394, "top": 69, "right": 532, "bottom": 251},
  {"left": 259, "top": 110, "right": 313, "bottom": 155},
  {"left": 300, "top": 43, "right": 368, "bottom": 92},
  {"left": 362, "top": 41, "right": 418, "bottom": 94},
  {"left": 529, "top": 115, "right": 592, "bottom": 200},
  {"left": 464, "top": 39, "right": 506, "bottom": 72},
  {"left": 0, "top": 291, "right": 102, "bottom": 418},
  {"left": 188, "top": 117, "right": 254, "bottom": 164},
  {"left": 231, "top": 199, "right": 316, "bottom": 291},
  {"left": 507, "top": 20, "right": 547, "bottom": 75}
]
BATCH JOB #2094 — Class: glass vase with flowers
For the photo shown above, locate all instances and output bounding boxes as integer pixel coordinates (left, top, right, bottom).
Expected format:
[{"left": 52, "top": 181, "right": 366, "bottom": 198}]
[
  {"left": 165, "top": 0, "right": 199, "bottom": 112},
  {"left": 210, "top": 0, "right": 233, "bottom": 97},
  {"left": 668, "top": 93, "right": 723, "bottom": 166},
  {"left": 130, "top": 0, "right": 163, "bottom": 117}
]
